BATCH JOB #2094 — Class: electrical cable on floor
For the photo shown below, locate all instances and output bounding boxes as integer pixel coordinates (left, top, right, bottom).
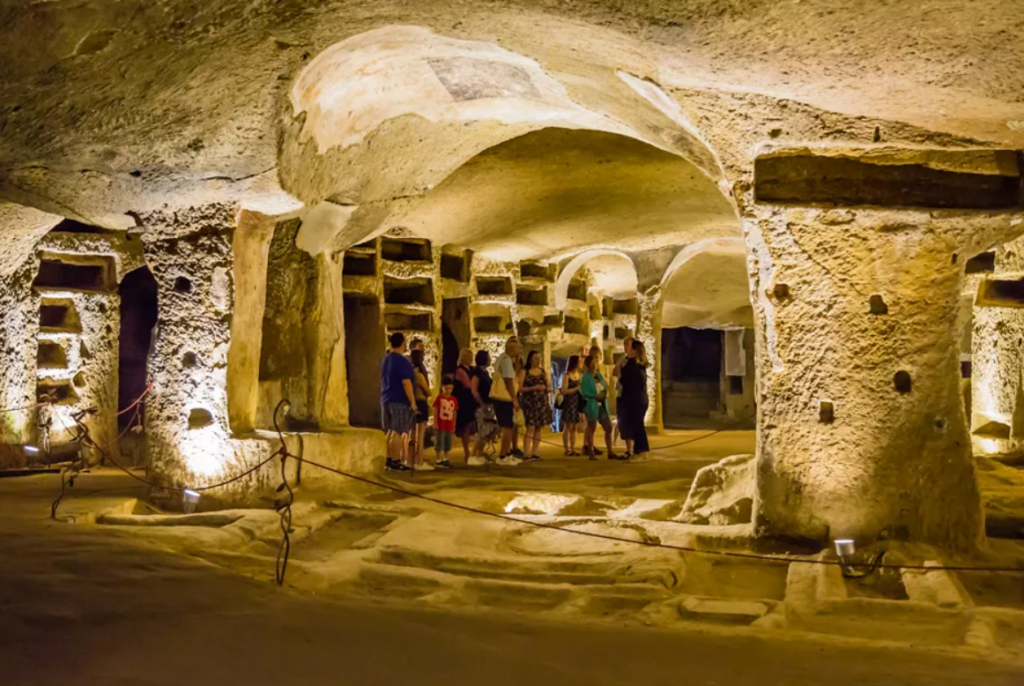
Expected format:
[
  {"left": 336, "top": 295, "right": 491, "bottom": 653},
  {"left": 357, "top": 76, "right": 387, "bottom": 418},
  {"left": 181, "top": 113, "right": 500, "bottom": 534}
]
[
  {"left": 296, "top": 456, "right": 1024, "bottom": 575},
  {"left": 272, "top": 398, "right": 294, "bottom": 586}
]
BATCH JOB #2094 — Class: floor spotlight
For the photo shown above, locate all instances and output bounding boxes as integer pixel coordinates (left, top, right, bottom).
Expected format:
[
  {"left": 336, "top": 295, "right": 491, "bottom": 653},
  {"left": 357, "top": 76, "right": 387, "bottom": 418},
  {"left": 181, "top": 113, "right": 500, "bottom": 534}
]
[
  {"left": 182, "top": 489, "right": 201, "bottom": 514},
  {"left": 834, "top": 538, "right": 856, "bottom": 560},
  {"left": 834, "top": 537, "right": 883, "bottom": 578}
]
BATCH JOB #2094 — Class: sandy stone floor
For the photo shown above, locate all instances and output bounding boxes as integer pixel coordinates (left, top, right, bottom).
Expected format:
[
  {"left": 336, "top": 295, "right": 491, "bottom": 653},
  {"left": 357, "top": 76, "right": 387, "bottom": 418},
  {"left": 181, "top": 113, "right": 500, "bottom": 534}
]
[{"left": 3, "top": 430, "right": 1024, "bottom": 685}]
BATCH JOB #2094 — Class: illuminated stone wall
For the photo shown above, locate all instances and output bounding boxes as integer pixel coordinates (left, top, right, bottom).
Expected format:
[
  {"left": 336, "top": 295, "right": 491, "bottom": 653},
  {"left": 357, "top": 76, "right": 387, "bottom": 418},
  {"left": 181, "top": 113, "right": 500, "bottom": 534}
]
[
  {"left": 0, "top": 260, "right": 39, "bottom": 464},
  {"left": 140, "top": 205, "right": 272, "bottom": 496},
  {"left": 970, "top": 235, "right": 1024, "bottom": 456}
]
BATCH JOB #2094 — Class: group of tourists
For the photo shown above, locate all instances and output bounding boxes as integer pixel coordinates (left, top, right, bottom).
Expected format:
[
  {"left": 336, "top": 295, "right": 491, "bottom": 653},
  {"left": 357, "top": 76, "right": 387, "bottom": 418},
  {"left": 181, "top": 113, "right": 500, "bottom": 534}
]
[{"left": 380, "top": 332, "right": 650, "bottom": 472}]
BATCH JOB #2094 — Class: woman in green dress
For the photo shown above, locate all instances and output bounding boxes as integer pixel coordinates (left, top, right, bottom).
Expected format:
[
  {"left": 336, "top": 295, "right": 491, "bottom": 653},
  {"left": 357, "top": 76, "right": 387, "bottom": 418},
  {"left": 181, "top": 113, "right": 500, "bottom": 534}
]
[{"left": 580, "top": 352, "right": 622, "bottom": 461}]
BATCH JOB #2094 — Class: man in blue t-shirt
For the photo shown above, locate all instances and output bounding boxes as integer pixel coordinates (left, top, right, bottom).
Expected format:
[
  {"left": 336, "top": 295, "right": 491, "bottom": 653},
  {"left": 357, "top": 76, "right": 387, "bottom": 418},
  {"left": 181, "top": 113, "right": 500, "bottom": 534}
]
[{"left": 381, "top": 332, "right": 417, "bottom": 471}]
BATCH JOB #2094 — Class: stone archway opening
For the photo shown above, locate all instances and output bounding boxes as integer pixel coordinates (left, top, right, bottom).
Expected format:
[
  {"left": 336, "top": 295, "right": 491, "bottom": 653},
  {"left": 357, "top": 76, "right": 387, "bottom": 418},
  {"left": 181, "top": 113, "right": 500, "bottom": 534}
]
[
  {"left": 658, "top": 237, "right": 755, "bottom": 431},
  {"left": 116, "top": 265, "right": 158, "bottom": 465}
]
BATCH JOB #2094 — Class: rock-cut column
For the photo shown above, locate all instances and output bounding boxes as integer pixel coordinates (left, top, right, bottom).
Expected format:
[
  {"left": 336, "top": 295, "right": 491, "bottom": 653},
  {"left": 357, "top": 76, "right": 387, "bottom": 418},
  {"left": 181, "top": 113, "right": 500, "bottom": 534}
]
[
  {"left": 744, "top": 207, "right": 1016, "bottom": 553},
  {"left": 635, "top": 287, "right": 663, "bottom": 432}
]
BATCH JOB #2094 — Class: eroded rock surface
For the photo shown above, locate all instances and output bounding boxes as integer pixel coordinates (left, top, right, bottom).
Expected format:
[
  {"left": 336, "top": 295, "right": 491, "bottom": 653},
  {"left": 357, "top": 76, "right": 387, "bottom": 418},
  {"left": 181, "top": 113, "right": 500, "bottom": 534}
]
[{"left": 679, "top": 453, "right": 754, "bottom": 526}]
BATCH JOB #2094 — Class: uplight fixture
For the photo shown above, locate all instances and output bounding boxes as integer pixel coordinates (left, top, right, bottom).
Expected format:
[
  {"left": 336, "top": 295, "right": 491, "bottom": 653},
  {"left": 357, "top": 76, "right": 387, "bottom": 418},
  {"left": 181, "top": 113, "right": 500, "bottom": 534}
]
[{"left": 182, "top": 489, "right": 201, "bottom": 514}]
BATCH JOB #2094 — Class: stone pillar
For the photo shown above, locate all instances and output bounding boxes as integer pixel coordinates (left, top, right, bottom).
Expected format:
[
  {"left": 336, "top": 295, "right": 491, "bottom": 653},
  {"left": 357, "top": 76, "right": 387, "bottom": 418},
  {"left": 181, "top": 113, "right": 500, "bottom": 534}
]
[
  {"left": 636, "top": 286, "right": 663, "bottom": 433},
  {"left": 0, "top": 261, "right": 39, "bottom": 463},
  {"left": 227, "top": 209, "right": 276, "bottom": 433},
  {"left": 142, "top": 205, "right": 238, "bottom": 487},
  {"left": 969, "top": 235, "right": 1024, "bottom": 456},
  {"left": 744, "top": 206, "right": 1013, "bottom": 553},
  {"left": 307, "top": 250, "right": 349, "bottom": 429}
]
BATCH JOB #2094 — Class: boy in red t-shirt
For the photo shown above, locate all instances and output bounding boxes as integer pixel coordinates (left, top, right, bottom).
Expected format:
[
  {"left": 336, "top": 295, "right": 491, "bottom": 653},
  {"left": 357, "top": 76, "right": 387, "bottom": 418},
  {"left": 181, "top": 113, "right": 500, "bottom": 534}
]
[{"left": 432, "top": 375, "right": 458, "bottom": 469}]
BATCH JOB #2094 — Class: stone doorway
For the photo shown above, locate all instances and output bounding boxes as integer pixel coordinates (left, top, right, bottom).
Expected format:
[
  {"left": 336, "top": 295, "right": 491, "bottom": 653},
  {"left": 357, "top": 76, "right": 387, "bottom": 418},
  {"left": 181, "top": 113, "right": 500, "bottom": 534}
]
[
  {"left": 343, "top": 294, "right": 385, "bottom": 429},
  {"left": 661, "top": 327, "right": 723, "bottom": 428},
  {"left": 441, "top": 297, "right": 470, "bottom": 376},
  {"left": 117, "top": 266, "right": 158, "bottom": 465}
]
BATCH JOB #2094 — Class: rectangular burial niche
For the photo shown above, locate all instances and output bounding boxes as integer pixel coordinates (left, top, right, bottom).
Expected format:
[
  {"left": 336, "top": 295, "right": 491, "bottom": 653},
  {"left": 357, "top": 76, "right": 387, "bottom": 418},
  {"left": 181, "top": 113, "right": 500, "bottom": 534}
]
[
  {"left": 612, "top": 298, "right": 638, "bottom": 316},
  {"left": 516, "top": 286, "right": 547, "bottom": 306},
  {"left": 383, "top": 276, "right": 435, "bottom": 306},
  {"left": 965, "top": 251, "right": 996, "bottom": 274},
  {"left": 564, "top": 316, "right": 588, "bottom": 336},
  {"left": 753, "top": 148, "right": 1024, "bottom": 209},
  {"left": 602, "top": 297, "right": 613, "bottom": 318},
  {"left": 661, "top": 327, "right": 723, "bottom": 427},
  {"left": 380, "top": 237, "right": 431, "bottom": 262},
  {"left": 567, "top": 279, "right": 587, "bottom": 302},
  {"left": 39, "top": 302, "right": 81, "bottom": 332},
  {"left": 343, "top": 250, "right": 377, "bottom": 277},
  {"left": 37, "top": 341, "right": 67, "bottom": 369},
  {"left": 37, "top": 381, "right": 78, "bottom": 405},
  {"left": 33, "top": 255, "right": 115, "bottom": 292},
  {"left": 343, "top": 294, "right": 384, "bottom": 429},
  {"left": 441, "top": 298, "right": 471, "bottom": 375},
  {"left": 977, "top": 278, "right": 1024, "bottom": 308},
  {"left": 475, "top": 276, "right": 513, "bottom": 297},
  {"left": 384, "top": 312, "right": 433, "bottom": 332},
  {"left": 520, "top": 262, "right": 554, "bottom": 281},
  {"left": 440, "top": 252, "right": 469, "bottom": 282},
  {"left": 473, "top": 316, "right": 508, "bottom": 334}
]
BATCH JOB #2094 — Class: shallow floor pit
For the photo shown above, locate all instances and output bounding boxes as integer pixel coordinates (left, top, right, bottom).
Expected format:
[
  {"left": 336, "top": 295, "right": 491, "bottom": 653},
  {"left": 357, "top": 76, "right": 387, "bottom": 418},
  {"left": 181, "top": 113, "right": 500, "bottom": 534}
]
[
  {"left": 291, "top": 510, "right": 399, "bottom": 562},
  {"left": 844, "top": 566, "right": 909, "bottom": 601},
  {"left": 956, "top": 570, "right": 1024, "bottom": 610},
  {"left": 677, "top": 557, "right": 789, "bottom": 602}
]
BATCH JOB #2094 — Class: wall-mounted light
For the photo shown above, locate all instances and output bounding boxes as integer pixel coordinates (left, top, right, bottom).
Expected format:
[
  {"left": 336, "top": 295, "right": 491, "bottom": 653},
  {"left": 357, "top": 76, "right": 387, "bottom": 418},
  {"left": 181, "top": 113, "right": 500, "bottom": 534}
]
[
  {"left": 182, "top": 489, "right": 201, "bottom": 514},
  {"left": 23, "top": 445, "right": 39, "bottom": 454}
]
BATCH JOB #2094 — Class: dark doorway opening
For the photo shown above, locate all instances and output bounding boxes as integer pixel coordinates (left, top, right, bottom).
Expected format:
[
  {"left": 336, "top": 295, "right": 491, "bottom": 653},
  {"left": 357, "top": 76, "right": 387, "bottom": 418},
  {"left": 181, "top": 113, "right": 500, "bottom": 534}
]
[
  {"left": 661, "top": 327, "right": 723, "bottom": 428},
  {"left": 441, "top": 298, "right": 470, "bottom": 376},
  {"left": 344, "top": 294, "right": 385, "bottom": 428},
  {"left": 117, "top": 267, "right": 158, "bottom": 433}
]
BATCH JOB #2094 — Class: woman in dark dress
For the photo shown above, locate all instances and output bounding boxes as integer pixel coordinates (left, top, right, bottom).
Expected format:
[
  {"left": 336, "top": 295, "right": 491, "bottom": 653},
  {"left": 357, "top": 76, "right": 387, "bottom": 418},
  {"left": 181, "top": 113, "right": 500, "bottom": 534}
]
[
  {"left": 618, "top": 339, "right": 650, "bottom": 457},
  {"left": 559, "top": 355, "right": 582, "bottom": 456},
  {"left": 517, "top": 350, "right": 552, "bottom": 461},
  {"left": 470, "top": 350, "right": 495, "bottom": 462},
  {"left": 453, "top": 348, "right": 477, "bottom": 462}
]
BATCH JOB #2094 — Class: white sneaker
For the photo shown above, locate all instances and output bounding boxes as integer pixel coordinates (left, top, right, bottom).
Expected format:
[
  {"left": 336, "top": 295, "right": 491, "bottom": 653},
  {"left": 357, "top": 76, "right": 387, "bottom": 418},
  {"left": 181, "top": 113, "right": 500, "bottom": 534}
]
[
  {"left": 496, "top": 455, "right": 522, "bottom": 466},
  {"left": 415, "top": 461, "right": 436, "bottom": 471},
  {"left": 467, "top": 456, "right": 487, "bottom": 467}
]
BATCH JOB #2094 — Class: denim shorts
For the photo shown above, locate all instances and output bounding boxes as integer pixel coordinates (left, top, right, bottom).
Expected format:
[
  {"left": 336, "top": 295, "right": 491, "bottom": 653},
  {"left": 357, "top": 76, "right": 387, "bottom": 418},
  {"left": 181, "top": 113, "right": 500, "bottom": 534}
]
[
  {"left": 434, "top": 429, "right": 454, "bottom": 453},
  {"left": 382, "top": 402, "right": 414, "bottom": 436}
]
